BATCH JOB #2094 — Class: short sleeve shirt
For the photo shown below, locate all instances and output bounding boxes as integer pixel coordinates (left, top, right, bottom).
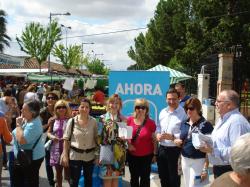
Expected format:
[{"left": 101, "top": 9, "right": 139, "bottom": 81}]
[
  {"left": 12, "top": 117, "right": 45, "bottom": 160},
  {"left": 63, "top": 116, "right": 98, "bottom": 161}
]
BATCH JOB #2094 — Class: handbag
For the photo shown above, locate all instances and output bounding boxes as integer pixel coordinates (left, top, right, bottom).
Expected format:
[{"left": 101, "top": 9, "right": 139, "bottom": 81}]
[
  {"left": 99, "top": 145, "right": 114, "bottom": 164},
  {"left": 15, "top": 134, "right": 42, "bottom": 167},
  {"left": 44, "top": 139, "right": 52, "bottom": 151},
  {"left": 16, "top": 149, "right": 33, "bottom": 167}
]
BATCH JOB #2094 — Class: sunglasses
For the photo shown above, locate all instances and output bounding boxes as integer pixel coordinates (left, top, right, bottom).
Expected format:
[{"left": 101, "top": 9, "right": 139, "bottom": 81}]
[
  {"left": 186, "top": 106, "right": 195, "bottom": 111},
  {"left": 135, "top": 105, "right": 147, "bottom": 110},
  {"left": 56, "top": 106, "right": 67, "bottom": 110},
  {"left": 47, "top": 96, "right": 56, "bottom": 100}
]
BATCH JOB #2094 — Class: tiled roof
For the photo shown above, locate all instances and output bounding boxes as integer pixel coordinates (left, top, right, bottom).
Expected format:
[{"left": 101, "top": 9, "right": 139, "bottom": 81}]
[{"left": 0, "top": 57, "right": 91, "bottom": 76}]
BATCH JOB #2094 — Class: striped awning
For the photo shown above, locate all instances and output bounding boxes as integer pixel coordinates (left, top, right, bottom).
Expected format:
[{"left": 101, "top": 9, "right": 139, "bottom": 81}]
[
  {"left": 27, "top": 73, "right": 68, "bottom": 82},
  {"left": 147, "top": 64, "right": 192, "bottom": 84}
]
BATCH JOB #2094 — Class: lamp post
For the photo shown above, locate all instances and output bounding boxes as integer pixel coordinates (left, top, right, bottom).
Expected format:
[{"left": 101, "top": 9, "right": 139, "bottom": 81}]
[
  {"left": 48, "top": 12, "right": 70, "bottom": 83},
  {"left": 61, "top": 24, "right": 71, "bottom": 70},
  {"left": 61, "top": 24, "right": 71, "bottom": 50}
]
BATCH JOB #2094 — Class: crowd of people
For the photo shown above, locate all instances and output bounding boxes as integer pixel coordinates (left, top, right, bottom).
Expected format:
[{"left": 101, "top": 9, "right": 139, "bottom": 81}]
[{"left": 0, "top": 80, "right": 250, "bottom": 187}]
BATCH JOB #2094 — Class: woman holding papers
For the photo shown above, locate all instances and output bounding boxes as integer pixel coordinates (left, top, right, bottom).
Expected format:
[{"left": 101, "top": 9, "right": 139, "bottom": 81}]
[
  {"left": 174, "top": 98, "right": 213, "bottom": 187},
  {"left": 127, "top": 98, "right": 157, "bottom": 187},
  {"left": 99, "top": 94, "right": 127, "bottom": 187}
]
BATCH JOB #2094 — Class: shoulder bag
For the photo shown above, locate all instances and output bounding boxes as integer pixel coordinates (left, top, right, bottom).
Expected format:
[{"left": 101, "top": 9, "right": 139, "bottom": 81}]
[{"left": 16, "top": 134, "right": 42, "bottom": 167}]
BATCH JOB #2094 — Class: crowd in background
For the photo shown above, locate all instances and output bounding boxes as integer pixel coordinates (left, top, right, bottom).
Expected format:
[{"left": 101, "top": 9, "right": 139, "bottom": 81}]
[{"left": 0, "top": 79, "right": 250, "bottom": 187}]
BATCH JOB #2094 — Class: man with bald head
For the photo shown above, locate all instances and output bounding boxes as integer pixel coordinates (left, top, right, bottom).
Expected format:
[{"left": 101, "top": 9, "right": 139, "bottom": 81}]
[{"left": 200, "top": 89, "right": 250, "bottom": 178}]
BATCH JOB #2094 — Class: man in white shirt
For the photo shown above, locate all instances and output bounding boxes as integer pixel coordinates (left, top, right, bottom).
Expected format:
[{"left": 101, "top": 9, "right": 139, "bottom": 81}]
[
  {"left": 200, "top": 90, "right": 250, "bottom": 178},
  {"left": 156, "top": 88, "right": 187, "bottom": 187}
]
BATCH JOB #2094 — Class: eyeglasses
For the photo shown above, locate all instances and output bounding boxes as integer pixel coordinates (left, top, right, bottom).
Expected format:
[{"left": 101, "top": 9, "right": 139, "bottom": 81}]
[
  {"left": 56, "top": 106, "right": 67, "bottom": 110},
  {"left": 186, "top": 107, "right": 195, "bottom": 111},
  {"left": 216, "top": 100, "right": 230, "bottom": 103},
  {"left": 47, "top": 96, "right": 56, "bottom": 100},
  {"left": 135, "top": 106, "right": 147, "bottom": 110}
]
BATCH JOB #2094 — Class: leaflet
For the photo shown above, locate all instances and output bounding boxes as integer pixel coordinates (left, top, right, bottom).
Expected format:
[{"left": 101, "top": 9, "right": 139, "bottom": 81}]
[
  {"left": 117, "top": 122, "right": 133, "bottom": 139},
  {"left": 192, "top": 133, "right": 213, "bottom": 149}
]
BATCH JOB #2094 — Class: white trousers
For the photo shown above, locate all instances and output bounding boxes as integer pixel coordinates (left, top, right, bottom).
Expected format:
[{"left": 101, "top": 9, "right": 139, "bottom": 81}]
[{"left": 181, "top": 156, "right": 205, "bottom": 187}]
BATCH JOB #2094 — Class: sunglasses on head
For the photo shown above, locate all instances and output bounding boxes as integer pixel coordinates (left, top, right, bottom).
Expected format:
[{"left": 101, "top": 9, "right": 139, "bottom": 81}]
[
  {"left": 135, "top": 105, "right": 147, "bottom": 110},
  {"left": 47, "top": 96, "right": 56, "bottom": 100},
  {"left": 186, "top": 106, "right": 195, "bottom": 111},
  {"left": 56, "top": 106, "right": 67, "bottom": 109}
]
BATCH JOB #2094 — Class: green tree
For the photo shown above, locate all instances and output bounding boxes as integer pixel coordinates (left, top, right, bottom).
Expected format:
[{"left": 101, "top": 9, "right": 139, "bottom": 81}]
[
  {"left": 52, "top": 44, "right": 82, "bottom": 72},
  {"left": 0, "top": 10, "right": 11, "bottom": 52},
  {"left": 16, "top": 20, "right": 61, "bottom": 73},
  {"left": 128, "top": 0, "right": 188, "bottom": 70},
  {"left": 128, "top": 0, "right": 250, "bottom": 74},
  {"left": 84, "top": 58, "right": 109, "bottom": 75}
]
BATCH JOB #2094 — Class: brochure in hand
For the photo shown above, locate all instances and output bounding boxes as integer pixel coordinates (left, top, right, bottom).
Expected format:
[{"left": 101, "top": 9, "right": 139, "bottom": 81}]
[{"left": 117, "top": 122, "right": 133, "bottom": 139}]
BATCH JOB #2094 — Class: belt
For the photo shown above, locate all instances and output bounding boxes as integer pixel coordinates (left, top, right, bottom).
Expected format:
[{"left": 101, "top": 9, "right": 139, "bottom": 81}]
[
  {"left": 70, "top": 146, "right": 95, "bottom": 153},
  {"left": 160, "top": 145, "right": 178, "bottom": 149},
  {"left": 214, "top": 165, "right": 231, "bottom": 168}
]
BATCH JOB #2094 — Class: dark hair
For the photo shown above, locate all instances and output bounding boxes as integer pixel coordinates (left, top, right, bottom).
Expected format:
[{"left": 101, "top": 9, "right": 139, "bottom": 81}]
[
  {"left": 166, "top": 88, "right": 180, "bottom": 98},
  {"left": 3, "top": 89, "right": 12, "bottom": 96},
  {"left": 80, "top": 98, "right": 92, "bottom": 113},
  {"left": 46, "top": 93, "right": 59, "bottom": 100},
  {"left": 184, "top": 97, "right": 202, "bottom": 116},
  {"left": 175, "top": 82, "right": 185, "bottom": 89},
  {"left": 25, "top": 100, "right": 40, "bottom": 118}
]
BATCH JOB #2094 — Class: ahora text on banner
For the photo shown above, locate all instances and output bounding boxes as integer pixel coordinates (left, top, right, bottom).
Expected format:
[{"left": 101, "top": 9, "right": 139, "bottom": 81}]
[{"left": 109, "top": 71, "right": 170, "bottom": 123}]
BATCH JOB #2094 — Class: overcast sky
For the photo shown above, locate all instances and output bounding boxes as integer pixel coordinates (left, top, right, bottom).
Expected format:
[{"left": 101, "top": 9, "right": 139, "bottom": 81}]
[{"left": 1, "top": 0, "right": 159, "bottom": 70}]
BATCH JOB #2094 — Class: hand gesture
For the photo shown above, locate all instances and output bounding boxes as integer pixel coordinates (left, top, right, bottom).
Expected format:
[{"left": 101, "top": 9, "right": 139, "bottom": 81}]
[
  {"left": 152, "top": 155, "right": 157, "bottom": 163},
  {"left": 60, "top": 153, "right": 69, "bottom": 167},
  {"left": 200, "top": 170, "right": 208, "bottom": 182},
  {"left": 174, "top": 139, "right": 183, "bottom": 147},
  {"left": 51, "top": 135, "right": 60, "bottom": 143},
  {"left": 128, "top": 144, "right": 136, "bottom": 151},
  {"left": 48, "top": 116, "right": 56, "bottom": 126},
  {"left": 161, "top": 133, "right": 174, "bottom": 140},
  {"left": 16, "top": 116, "right": 25, "bottom": 127},
  {"left": 199, "top": 144, "right": 213, "bottom": 153}
]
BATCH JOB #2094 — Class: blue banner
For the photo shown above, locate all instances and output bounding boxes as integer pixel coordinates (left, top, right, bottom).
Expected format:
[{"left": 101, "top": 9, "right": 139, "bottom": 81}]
[{"left": 109, "top": 71, "right": 170, "bottom": 123}]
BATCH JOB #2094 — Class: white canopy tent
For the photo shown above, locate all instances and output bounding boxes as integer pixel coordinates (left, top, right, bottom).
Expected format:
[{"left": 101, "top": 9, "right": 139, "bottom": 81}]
[{"left": 147, "top": 64, "right": 192, "bottom": 84}]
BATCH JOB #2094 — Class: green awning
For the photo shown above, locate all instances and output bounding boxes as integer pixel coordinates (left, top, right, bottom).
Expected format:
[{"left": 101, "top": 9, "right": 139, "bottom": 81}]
[
  {"left": 147, "top": 64, "right": 192, "bottom": 84},
  {"left": 27, "top": 73, "right": 68, "bottom": 82}
]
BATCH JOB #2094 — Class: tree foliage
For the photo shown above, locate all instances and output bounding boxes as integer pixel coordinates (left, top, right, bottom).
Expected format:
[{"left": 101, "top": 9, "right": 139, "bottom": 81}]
[
  {"left": 16, "top": 20, "right": 61, "bottom": 72},
  {"left": 84, "top": 58, "right": 109, "bottom": 75},
  {"left": 53, "top": 44, "right": 82, "bottom": 72},
  {"left": 0, "top": 10, "right": 11, "bottom": 52},
  {"left": 128, "top": 0, "right": 250, "bottom": 75}
]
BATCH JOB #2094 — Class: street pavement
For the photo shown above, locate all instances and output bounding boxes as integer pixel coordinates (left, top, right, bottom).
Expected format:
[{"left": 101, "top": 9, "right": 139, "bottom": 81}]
[{"left": 2, "top": 145, "right": 213, "bottom": 187}]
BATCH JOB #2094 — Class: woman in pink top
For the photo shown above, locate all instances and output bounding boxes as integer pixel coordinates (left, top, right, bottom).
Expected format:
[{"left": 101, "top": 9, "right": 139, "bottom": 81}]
[
  {"left": 47, "top": 100, "right": 71, "bottom": 187},
  {"left": 127, "top": 98, "right": 157, "bottom": 187}
]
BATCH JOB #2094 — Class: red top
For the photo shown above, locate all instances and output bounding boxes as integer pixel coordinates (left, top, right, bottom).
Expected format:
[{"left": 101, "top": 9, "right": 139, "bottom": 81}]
[{"left": 127, "top": 116, "right": 156, "bottom": 156}]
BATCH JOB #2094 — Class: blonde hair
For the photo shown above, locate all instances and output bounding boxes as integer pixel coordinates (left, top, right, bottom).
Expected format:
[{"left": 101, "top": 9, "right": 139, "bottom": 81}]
[
  {"left": 133, "top": 98, "right": 149, "bottom": 118},
  {"left": 106, "top": 94, "right": 123, "bottom": 113},
  {"left": 54, "top": 99, "right": 71, "bottom": 118}
]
